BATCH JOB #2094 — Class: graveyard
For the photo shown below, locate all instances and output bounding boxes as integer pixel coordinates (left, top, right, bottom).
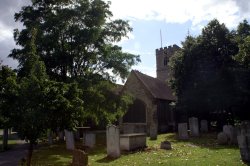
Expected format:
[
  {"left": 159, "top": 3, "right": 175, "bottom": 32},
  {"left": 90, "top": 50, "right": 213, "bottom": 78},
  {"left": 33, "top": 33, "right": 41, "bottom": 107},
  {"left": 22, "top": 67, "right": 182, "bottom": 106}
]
[{"left": 27, "top": 132, "right": 242, "bottom": 166}]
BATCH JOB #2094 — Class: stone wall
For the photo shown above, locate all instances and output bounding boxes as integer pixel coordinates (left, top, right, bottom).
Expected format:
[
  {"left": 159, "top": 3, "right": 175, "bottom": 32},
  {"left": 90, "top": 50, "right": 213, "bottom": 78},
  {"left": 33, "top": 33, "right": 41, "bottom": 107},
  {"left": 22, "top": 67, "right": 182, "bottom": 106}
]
[{"left": 122, "top": 72, "right": 156, "bottom": 136}]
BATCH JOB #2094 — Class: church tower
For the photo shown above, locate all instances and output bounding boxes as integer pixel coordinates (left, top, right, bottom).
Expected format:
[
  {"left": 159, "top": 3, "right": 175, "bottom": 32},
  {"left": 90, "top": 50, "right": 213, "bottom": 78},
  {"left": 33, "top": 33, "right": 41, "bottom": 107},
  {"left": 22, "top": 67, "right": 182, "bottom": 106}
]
[{"left": 156, "top": 44, "right": 180, "bottom": 82}]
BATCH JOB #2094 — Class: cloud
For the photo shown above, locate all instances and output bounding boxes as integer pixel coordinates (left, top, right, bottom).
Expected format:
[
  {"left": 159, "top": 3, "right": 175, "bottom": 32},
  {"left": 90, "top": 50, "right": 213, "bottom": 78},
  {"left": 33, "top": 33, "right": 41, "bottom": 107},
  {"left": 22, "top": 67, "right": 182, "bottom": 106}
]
[
  {"left": 108, "top": 0, "right": 250, "bottom": 29},
  {"left": 0, "top": 0, "right": 30, "bottom": 68}
]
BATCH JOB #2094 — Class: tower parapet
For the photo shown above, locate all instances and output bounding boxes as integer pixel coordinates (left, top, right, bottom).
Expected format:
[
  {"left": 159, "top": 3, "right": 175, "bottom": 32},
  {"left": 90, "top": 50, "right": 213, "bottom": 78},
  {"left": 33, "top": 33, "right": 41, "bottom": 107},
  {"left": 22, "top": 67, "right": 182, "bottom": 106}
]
[{"left": 156, "top": 44, "right": 180, "bottom": 81}]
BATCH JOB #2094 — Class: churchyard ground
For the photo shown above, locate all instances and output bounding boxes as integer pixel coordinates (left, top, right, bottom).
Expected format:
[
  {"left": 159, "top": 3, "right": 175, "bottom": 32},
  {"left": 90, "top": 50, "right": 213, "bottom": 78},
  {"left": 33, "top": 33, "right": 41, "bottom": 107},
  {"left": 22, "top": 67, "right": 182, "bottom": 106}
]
[{"left": 29, "top": 133, "right": 246, "bottom": 166}]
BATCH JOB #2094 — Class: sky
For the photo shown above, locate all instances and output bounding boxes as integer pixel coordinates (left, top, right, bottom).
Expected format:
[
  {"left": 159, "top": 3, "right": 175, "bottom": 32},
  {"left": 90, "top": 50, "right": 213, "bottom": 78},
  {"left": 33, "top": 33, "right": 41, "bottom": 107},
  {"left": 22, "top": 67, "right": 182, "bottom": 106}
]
[{"left": 1, "top": 0, "right": 250, "bottom": 80}]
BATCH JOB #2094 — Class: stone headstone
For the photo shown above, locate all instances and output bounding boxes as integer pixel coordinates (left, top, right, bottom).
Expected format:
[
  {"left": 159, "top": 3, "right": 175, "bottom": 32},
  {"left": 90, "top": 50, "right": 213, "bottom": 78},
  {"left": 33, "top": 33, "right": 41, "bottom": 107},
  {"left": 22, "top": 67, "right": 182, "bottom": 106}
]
[
  {"left": 150, "top": 110, "right": 158, "bottom": 140},
  {"left": 72, "top": 149, "right": 88, "bottom": 166},
  {"left": 237, "top": 134, "right": 250, "bottom": 162},
  {"left": 160, "top": 141, "right": 172, "bottom": 150},
  {"left": 189, "top": 117, "right": 199, "bottom": 137},
  {"left": 65, "top": 130, "right": 75, "bottom": 150},
  {"left": 75, "top": 130, "right": 80, "bottom": 141},
  {"left": 84, "top": 133, "right": 96, "bottom": 148},
  {"left": 217, "top": 132, "right": 228, "bottom": 145},
  {"left": 200, "top": 120, "right": 208, "bottom": 133},
  {"left": 223, "top": 125, "right": 234, "bottom": 144},
  {"left": 106, "top": 125, "right": 120, "bottom": 158},
  {"left": 178, "top": 123, "right": 189, "bottom": 140},
  {"left": 58, "top": 131, "right": 64, "bottom": 141},
  {"left": 47, "top": 129, "right": 53, "bottom": 145}
]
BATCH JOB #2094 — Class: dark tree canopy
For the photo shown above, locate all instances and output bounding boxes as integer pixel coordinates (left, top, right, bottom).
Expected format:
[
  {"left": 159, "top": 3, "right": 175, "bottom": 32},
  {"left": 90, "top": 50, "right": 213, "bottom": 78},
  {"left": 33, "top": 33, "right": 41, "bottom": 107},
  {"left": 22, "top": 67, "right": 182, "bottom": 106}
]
[{"left": 169, "top": 19, "right": 250, "bottom": 124}]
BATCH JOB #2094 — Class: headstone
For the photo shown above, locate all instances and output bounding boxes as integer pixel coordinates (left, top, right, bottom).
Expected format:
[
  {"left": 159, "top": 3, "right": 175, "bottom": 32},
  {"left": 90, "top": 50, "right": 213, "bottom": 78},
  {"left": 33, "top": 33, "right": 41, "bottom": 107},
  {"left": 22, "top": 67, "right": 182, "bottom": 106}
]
[
  {"left": 237, "top": 134, "right": 250, "bottom": 162},
  {"left": 84, "top": 133, "right": 96, "bottom": 148},
  {"left": 189, "top": 117, "right": 199, "bottom": 137},
  {"left": 160, "top": 141, "right": 172, "bottom": 150},
  {"left": 65, "top": 130, "right": 75, "bottom": 150},
  {"left": 217, "top": 132, "right": 228, "bottom": 145},
  {"left": 106, "top": 125, "right": 120, "bottom": 158},
  {"left": 72, "top": 149, "right": 88, "bottom": 166},
  {"left": 178, "top": 123, "right": 189, "bottom": 140},
  {"left": 200, "top": 120, "right": 208, "bottom": 133},
  {"left": 75, "top": 130, "right": 80, "bottom": 141},
  {"left": 47, "top": 129, "right": 53, "bottom": 145},
  {"left": 59, "top": 131, "right": 64, "bottom": 141},
  {"left": 150, "top": 124, "right": 158, "bottom": 140},
  {"left": 223, "top": 125, "right": 234, "bottom": 144}
]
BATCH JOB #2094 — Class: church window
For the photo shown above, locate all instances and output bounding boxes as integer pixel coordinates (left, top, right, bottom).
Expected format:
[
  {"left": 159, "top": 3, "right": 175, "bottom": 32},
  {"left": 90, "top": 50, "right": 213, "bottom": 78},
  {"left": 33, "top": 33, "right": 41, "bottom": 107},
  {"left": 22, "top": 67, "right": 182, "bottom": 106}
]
[{"left": 164, "top": 57, "right": 168, "bottom": 66}]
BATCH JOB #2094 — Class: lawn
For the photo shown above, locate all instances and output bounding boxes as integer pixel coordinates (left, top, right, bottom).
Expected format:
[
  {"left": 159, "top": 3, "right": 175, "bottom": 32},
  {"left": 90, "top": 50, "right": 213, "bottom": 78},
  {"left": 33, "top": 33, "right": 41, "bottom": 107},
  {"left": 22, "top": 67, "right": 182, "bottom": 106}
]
[{"left": 30, "top": 133, "right": 247, "bottom": 166}]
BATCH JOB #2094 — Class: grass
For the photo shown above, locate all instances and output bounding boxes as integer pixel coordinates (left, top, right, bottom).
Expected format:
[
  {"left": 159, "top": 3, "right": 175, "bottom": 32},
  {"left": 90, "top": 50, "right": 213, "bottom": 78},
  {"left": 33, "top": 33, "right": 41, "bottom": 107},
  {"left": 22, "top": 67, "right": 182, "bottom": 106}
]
[{"left": 29, "top": 132, "right": 248, "bottom": 166}]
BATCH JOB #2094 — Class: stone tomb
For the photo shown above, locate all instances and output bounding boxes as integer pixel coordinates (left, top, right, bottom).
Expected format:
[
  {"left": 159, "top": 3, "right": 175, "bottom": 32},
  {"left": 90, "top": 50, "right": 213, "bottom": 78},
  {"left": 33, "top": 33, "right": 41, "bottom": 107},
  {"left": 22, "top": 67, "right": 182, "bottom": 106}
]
[
  {"left": 200, "top": 120, "right": 208, "bottom": 133},
  {"left": 237, "top": 134, "right": 250, "bottom": 162},
  {"left": 84, "top": 132, "right": 96, "bottom": 148},
  {"left": 120, "top": 133, "right": 146, "bottom": 151},
  {"left": 106, "top": 125, "right": 120, "bottom": 158},
  {"left": 178, "top": 123, "right": 189, "bottom": 140},
  {"left": 189, "top": 117, "right": 199, "bottom": 137},
  {"left": 72, "top": 149, "right": 88, "bottom": 166},
  {"left": 65, "top": 130, "right": 75, "bottom": 150}
]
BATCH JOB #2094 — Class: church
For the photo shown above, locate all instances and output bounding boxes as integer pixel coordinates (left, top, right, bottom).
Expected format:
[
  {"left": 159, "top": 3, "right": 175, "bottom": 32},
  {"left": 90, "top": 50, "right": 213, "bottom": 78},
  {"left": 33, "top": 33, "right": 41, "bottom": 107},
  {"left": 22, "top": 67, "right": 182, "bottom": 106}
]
[{"left": 119, "top": 44, "right": 180, "bottom": 139}]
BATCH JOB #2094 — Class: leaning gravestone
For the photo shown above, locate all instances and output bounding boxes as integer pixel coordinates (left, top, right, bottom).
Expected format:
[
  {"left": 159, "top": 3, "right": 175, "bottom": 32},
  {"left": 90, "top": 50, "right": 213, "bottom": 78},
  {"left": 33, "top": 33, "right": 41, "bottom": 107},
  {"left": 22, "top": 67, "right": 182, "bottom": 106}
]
[
  {"left": 85, "top": 132, "right": 96, "bottom": 148},
  {"left": 217, "top": 132, "right": 228, "bottom": 145},
  {"left": 237, "top": 134, "right": 250, "bottom": 162},
  {"left": 106, "top": 125, "right": 120, "bottom": 158},
  {"left": 65, "top": 130, "right": 75, "bottom": 150},
  {"left": 178, "top": 123, "right": 189, "bottom": 140},
  {"left": 200, "top": 120, "right": 208, "bottom": 133},
  {"left": 189, "top": 117, "right": 199, "bottom": 137},
  {"left": 72, "top": 149, "right": 88, "bottom": 166},
  {"left": 47, "top": 129, "right": 53, "bottom": 145},
  {"left": 58, "top": 131, "right": 64, "bottom": 141}
]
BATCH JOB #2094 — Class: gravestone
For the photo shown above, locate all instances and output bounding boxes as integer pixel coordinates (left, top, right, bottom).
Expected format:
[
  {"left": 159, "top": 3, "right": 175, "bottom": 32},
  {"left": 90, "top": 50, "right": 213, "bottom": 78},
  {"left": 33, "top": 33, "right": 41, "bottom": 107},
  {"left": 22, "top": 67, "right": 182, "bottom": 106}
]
[
  {"left": 47, "top": 129, "right": 53, "bottom": 145},
  {"left": 160, "top": 141, "right": 172, "bottom": 150},
  {"left": 217, "top": 132, "right": 228, "bottom": 145},
  {"left": 59, "top": 131, "right": 64, "bottom": 141},
  {"left": 72, "top": 149, "right": 88, "bottom": 166},
  {"left": 223, "top": 125, "right": 234, "bottom": 144},
  {"left": 200, "top": 120, "right": 208, "bottom": 133},
  {"left": 65, "top": 130, "right": 75, "bottom": 150},
  {"left": 178, "top": 123, "right": 189, "bottom": 140},
  {"left": 189, "top": 117, "right": 199, "bottom": 137},
  {"left": 237, "top": 134, "right": 250, "bottom": 162},
  {"left": 106, "top": 125, "right": 120, "bottom": 158},
  {"left": 85, "top": 132, "right": 96, "bottom": 148}
]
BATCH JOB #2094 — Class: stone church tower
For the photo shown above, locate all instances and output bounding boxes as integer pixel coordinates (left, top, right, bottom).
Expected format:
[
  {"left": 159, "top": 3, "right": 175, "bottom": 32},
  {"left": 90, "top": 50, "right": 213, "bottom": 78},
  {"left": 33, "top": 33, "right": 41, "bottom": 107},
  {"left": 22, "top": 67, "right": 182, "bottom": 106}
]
[{"left": 156, "top": 44, "right": 180, "bottom": 81}]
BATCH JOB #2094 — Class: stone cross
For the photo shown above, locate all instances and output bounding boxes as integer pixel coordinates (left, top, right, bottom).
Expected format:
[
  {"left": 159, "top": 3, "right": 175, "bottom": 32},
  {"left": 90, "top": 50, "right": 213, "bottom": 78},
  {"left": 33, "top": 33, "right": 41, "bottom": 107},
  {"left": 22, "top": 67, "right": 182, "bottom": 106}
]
[
  {"left": 106, "top": 125, "right": 120, "bottom": 158},
  {"left": 189, "top": 117, "right": 199, "bottom": 137},
  {"left": 178, "top": 123, "right": 189, "bottom": 140},
  {"left": 200, "top": 120, "right": 208, "bottom": 133},
  {"left": 65, "top": 130, "right": 75, "bottom": 150}
]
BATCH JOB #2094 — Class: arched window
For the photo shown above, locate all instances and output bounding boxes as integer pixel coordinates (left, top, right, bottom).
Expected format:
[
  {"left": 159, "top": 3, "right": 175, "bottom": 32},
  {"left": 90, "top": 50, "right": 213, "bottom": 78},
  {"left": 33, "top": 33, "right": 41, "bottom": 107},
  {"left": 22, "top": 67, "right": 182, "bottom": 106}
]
[{"left": 164, "top": 57, "right": 168, "bottom": 66}]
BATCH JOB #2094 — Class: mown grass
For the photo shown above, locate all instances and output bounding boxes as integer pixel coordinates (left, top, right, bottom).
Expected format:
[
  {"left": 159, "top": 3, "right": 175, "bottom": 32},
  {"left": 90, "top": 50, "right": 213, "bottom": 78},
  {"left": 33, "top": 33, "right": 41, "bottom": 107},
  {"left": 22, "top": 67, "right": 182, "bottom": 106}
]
[
  {"left": 30, "top": 133, "right": 247, "bottom": 166},
  {"left": 0, "top": 131, "right": 20, "bottom": 152}
]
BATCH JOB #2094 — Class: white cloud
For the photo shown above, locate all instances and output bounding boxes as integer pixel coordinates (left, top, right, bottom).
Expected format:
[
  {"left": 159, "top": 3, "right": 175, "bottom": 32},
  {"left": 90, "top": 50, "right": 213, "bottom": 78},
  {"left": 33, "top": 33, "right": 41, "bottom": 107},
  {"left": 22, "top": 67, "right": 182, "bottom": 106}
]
[{"left": 108, "top": 0, "right": 250, "bottom": 29}]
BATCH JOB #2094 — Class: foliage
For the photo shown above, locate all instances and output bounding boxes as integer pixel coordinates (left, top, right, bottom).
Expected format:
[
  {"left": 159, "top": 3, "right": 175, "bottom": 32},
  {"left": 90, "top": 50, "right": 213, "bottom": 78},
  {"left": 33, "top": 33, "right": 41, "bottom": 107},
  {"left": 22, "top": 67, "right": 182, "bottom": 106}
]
[
  {"left": 169, "top": 19, "right": 250, "bottom": 122},
  {"left": 10, "top": 0, "right": 140, "bottom": 81}
]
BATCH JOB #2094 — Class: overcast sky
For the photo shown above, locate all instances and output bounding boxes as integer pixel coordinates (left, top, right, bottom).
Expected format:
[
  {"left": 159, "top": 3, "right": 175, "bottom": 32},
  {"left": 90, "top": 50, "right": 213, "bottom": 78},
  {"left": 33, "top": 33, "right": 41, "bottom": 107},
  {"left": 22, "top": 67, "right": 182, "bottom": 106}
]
[{"left": 1, "top": 0, "right": 250, "bottom": 78}]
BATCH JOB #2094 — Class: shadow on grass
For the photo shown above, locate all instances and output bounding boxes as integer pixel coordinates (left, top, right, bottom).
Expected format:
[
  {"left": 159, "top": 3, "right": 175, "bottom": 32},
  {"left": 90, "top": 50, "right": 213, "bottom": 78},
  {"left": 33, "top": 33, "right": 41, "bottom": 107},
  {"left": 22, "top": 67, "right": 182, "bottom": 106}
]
[
  {"left": 164, "top": 132, "right": 239, "bottom": 150},
  {"left": 96, "top": 156, "right": 119, "bottom": 163}
]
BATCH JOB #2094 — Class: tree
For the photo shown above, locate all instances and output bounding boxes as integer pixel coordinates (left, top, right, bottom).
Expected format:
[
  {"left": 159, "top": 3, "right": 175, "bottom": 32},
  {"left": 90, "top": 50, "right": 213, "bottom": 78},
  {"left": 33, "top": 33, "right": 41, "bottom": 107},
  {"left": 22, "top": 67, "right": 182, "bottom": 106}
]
[
  {"left": 0, "top": 66, "right": 18, "bottom": 150},
  {"left": 169, "top": 19, "right": 238, "bottom": 125},
  {"left": 10, "top": 0, "right": 140, "bottom": 81}
]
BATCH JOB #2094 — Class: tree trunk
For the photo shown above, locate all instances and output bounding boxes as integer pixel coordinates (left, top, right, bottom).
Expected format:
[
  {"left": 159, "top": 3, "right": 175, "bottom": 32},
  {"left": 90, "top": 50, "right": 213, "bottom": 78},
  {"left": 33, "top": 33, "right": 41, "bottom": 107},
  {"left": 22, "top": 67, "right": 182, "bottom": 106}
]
[
  {"left": 26, "top": 143, "right": 33, "bottom": 166},
  {"left": 2, "top": 128, "right": 8, "bottom": 151}
]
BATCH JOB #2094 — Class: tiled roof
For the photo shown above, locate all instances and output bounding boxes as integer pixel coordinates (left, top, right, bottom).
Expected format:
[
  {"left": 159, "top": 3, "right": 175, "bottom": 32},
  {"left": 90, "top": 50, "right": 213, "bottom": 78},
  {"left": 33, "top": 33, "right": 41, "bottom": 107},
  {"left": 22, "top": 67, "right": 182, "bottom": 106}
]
[{"left": 132, "top": 70, "right": 176, "bottom": 101}]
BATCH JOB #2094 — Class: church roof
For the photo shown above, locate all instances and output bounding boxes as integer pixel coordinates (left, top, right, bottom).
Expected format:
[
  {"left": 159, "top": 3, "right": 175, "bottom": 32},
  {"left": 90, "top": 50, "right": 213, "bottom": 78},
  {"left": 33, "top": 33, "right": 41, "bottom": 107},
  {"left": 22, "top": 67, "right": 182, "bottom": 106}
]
[{"left": 132, "top": 70, "right": 176, "bottom": 101}]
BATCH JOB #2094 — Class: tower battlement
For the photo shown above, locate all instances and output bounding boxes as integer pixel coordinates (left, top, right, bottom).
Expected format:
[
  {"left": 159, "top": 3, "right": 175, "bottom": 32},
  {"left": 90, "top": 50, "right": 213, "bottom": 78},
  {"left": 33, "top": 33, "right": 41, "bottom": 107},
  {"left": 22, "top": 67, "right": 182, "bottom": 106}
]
[
  {"left": 156, "top": 44, "right": 180, "bottom": 56},
  {"left": 155, "top": 44, "right": 180, "bottom": 81}
]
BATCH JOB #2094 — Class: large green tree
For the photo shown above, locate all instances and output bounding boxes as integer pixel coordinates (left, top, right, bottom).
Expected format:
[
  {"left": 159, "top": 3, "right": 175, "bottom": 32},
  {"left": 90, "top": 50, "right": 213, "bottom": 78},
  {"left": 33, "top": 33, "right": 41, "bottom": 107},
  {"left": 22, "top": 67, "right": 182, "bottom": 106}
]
[
  {"left": 169, "top": 19, "right": 239, "bottom": 125},
  {"left": 10, "top": 0, "right": 140, "bottom": 81}
]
